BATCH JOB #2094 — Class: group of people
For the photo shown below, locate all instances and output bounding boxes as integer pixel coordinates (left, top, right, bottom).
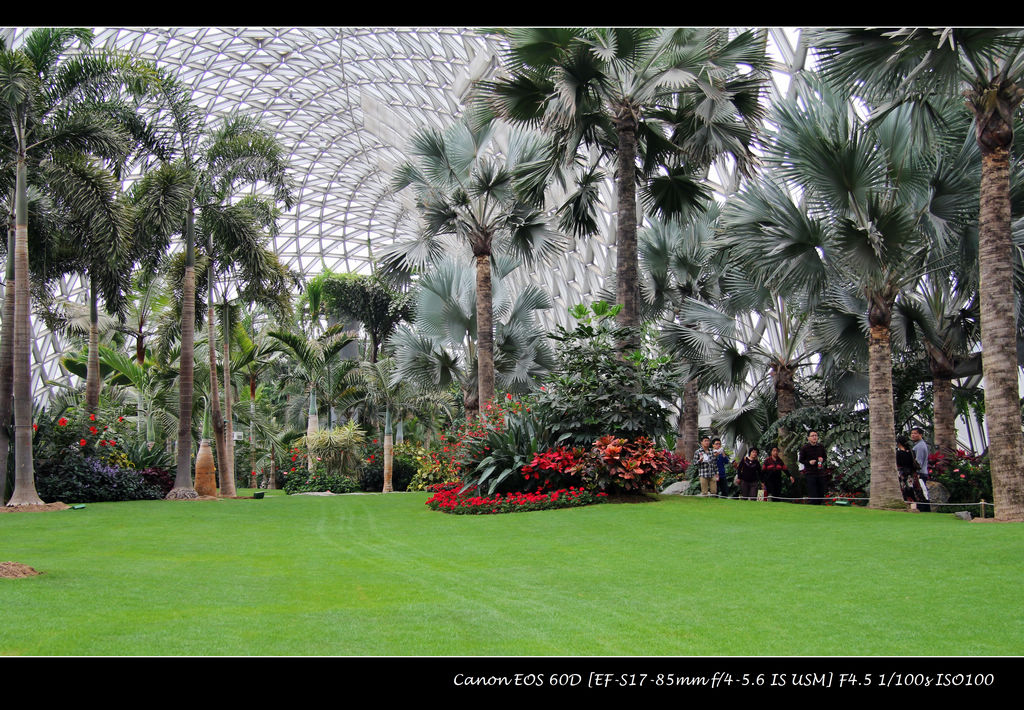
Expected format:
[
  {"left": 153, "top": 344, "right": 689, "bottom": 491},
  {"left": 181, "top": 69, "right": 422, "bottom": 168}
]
[
  {"left": 692, "top": 428, "right": 933, "bottom": 508},
  {"left": 692, "top": 435, "right": 797, "bottom": 502}
]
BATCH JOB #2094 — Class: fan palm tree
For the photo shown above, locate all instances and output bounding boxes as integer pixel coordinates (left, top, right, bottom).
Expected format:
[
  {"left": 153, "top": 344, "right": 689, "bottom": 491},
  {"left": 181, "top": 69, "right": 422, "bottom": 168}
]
[
  {"left": 389, "top": 117, "right": 562, "bottom": 412},
  {"left": 720, "top": 78, "right": 971, "bottom": 509},
  {"left": 808, "top": 27, "right": 1024, "bottom": 520},
  {"left": 389, "top": 253, "right": 555, "bottom": 420},
  {"left": 480, "top": 28, "right": 770, "bottom": 344},
  {"left": 0, "top": 28, "right": 158, "bottom": 505}
]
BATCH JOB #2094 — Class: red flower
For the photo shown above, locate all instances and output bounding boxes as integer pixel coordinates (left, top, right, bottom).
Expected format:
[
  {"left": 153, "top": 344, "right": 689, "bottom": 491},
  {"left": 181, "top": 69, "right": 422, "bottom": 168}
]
[
  {"left": 506, "top": 393, "right": 512, "bottom": 400},
  {"left": 90, "top": 426, "right": 98, "bottom": 434},
  {"left": 291, "top": 455, "right": 297, "bottom": 461},
  {"left": 373, "top": 439, "right": 378, "bottom": 444},
  {"left": 89, "top": 413, "right": 96, "bottom": 421},
  {"left": 79, "top": 439, "right": 87, "bottom": 446},
  {"left": 118, "top": 416, "right": 124, "bottom": 422},
  {"left": 99, "top": 440, "right": 106, "bottom": 446},
  {"left": 32, "top": 423, "right": 38, "bottom": 431},
  {"left": 58, "top": 418, "right": 68, "bottom": 426},
  {"left": 109, "top": 441, "right": 116, "bottom": 446}
]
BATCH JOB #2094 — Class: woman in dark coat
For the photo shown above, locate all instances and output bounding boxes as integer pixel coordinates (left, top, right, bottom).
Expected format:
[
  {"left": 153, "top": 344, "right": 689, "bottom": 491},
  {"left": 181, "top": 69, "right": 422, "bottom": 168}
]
[
  {"left": 762, "top": 446, "right": 791, "bottom": 501},
  {"left": 735, "top": 447, "right": 763, "bottom": 500}
]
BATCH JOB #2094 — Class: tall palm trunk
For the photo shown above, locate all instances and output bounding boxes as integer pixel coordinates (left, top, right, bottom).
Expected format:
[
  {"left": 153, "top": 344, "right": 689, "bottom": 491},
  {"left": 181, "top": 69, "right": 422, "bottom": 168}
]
[
  {"left": 473, "top": 249, "right": 495, "bottom": 412},
  {"left": 382, "top": 407, "right": 393, "bottom": 493},
  {"left": 682, "top": 378, "right": 699, "bottom": 459},
  {"left": 222, "top": 310, "right": 235, "bottom": 493},
  {"left": 774, "top": 361, "right": 798, "bottom": 473},
  {"left": 975, "top": 132, "right": 1024, "bottom": 520},
  {"left": 613, "top": 103, "right": 640, "bottom": 345},
  {"left": 925, "top": 342, "right": 958, "bottom": 467},
  {"left": 867, "top": 308, "right": 903, "bottom": 509},
  {"left": 169, "top": 206, "right": 198, "bottom": 499},
  {"left": 0, "top": 217, "right": 15, "bottom": 504},
  {"left": 206, "top": 248, "right": 228, "bottom": 492},
  {"left": 249, "top": 374, "right": 257, "bottom": 486},
  {"left": 85, "top": 275, "right": 101, "bottom": 413},
  {"left": 135, "top": 325, "right": 146, "bottom": 440},
  {"left": 8, "top": 149, "right": 41, "bottom": 506},
  {"left": 306, "top": 389, "right": 318, "bottom": 472}
]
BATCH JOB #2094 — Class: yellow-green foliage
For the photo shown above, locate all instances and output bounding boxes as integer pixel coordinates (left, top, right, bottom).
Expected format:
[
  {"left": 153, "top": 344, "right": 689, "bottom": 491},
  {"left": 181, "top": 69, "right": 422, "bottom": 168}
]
[{"left": 303, "top": 421, "right": 366, "bottom": 475}]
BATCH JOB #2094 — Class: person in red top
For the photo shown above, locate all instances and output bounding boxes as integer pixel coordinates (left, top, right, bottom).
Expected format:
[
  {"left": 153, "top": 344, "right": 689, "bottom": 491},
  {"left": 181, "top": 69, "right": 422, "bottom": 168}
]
[{"left": 762, "top": 446, "right": 792, "bottom": 501}]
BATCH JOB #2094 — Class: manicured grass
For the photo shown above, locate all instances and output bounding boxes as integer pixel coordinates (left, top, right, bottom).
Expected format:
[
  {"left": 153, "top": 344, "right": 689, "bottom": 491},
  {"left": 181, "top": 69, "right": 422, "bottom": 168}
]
[{"left": 0, "top": 491, "right": 1020, "bottom": 655}]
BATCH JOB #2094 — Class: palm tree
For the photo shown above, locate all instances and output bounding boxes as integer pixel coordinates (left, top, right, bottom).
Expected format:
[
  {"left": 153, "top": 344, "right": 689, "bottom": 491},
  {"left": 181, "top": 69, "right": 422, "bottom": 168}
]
[
  {"left": 269, "top": 324, "right": 355, "bottom": 473},
  {"left": 480, "top": 28, "right": 769, "bottom": 344},
  {"left": 390, "top": 117, "right": 562, "bottom": 412},
  {"left": 808, "top": 27, "right": 1024, "bottom": 521},
  {"left": 142, "top": 73, "right": 294, "bottom": 498},
  {"left": 389, "top": 253, "right": 555, "bottom": 421},
  {"left": 0, "top": 28, "right": 156, "bottom": 505},
  {"left": 720, "top": 78, "right": 970, "bottom": 509}
]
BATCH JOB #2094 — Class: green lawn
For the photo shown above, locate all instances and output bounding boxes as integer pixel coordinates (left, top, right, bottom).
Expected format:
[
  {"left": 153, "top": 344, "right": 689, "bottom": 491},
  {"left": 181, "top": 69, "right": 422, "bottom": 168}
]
[{"left": 0, "top": 491, "right": 1020, "bottom": 656}]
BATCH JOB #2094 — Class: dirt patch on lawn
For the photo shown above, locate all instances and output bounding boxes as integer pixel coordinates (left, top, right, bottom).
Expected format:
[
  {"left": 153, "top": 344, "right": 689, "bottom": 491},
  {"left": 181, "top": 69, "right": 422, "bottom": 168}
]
[
  {"left": 0, "top": 562, "right": 42, "bottom": 578},
  {"left": 0, "top": 502, "right": 70, "bottom": 513}
]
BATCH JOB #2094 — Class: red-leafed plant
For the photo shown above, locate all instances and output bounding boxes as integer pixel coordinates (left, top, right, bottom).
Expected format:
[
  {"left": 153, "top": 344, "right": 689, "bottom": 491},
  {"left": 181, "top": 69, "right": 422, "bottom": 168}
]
[{"left": 570, "top": 435, "right": 671, "bottom": 493}]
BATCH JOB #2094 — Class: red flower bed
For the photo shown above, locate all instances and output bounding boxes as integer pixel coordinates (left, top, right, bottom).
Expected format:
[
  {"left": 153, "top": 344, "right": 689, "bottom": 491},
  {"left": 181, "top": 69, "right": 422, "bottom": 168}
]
[{"left": 425, "top": 481, "right": 606, "bottom": 515}]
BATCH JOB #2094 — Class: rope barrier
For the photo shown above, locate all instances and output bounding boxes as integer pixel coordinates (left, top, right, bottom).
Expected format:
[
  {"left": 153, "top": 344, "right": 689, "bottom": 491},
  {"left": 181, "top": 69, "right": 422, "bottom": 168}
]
[{"left": 673, "top": 491, "right": 992, "bottom": 516}]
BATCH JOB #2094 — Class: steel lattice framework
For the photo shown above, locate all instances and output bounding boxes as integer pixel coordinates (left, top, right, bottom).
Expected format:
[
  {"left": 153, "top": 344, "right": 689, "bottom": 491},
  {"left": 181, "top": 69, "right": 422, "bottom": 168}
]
[{"left": 0, "top": 27, "right": 806, "bottom": 398}]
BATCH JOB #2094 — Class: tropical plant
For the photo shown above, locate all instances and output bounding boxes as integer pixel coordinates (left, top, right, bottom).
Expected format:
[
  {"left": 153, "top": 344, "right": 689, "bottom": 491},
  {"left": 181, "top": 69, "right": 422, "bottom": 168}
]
[
  {"left": 807, "top": 27, "right": 1024, "bottom": 520},
  {"left": 0, "top": 28, "right": 159, "bottom": 505},
  {"left": 140, "top": 70, "right": 294, "bottom": 498},
  {"left": 481, "top": 28, "right": 770, "bottom": 345},
  {"left": 719, "top": 77, "right": 972, "bottom": 509},
  {"left": 389, "top": 116, "right": 563, "bottom": 411},
  {"left": 321, "top": 272, "right": 412, "bottom": 363},
  {"left": 389, "top": 253, "right": 554, "bottom": 420}
]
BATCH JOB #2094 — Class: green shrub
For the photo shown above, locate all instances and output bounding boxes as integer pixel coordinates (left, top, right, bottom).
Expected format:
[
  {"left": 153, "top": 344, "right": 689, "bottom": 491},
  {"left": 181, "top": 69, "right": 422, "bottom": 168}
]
[
  {"left": 282, "top": 466, "right": 361, "bottom": 495},
  {"left": 303, "top": 422, "right": 366, "bottom": 475},
  {"left": 358, "top": 442, "right": 417, "bottom": 491},
  {"left": 35, "top": 454, "right": 163, "bottom": 503},
  {"left": 532, "top": 302, "right": 679, "bottom": 447}
]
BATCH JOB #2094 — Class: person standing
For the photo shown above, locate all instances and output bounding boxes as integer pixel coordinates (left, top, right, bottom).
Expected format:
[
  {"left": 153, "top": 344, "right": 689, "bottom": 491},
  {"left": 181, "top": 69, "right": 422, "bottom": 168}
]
[
  {"left": 694, "top": 436, "right": 717, "bottom": 497},
  {"left": 909, "top": 427, "right": 932, "bottom": 512},
  {"left": 762, "top": 446, "right": 792, "bottom": 501},
  {"left": 735, "top": 447, "right": 763, "bottom": 500},
  {"left": 798, "top": 430, "right": 828, "bottom": 505},
  {"left": 712, "top": 438, "right": 729, "bottom": 497},
  {"left": 896, "top": 436, "right": 918, "bottom": 506}
]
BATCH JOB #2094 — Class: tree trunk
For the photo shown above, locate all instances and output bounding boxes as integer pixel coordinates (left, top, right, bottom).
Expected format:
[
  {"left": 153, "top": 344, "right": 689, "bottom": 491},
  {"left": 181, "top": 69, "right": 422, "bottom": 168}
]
[
  {"left": 775, "top": 361, "right": 798, "bottom": 474},
  {"left": 85, "top": 275, "right": 101, "bottom": 413},
  {"left": 474, "top": 251, "right": 495, "bottom": 413},
  {"left": 207, "top": 271, "right": 228, "bottom": 494},
  {"left": 8, "top": 150, "right": 42, "bottom": 506},
  {"left": 867, "top": 320, "right": 903, "bottom": 509},
  {"left": 169, "top": 207, "right": 198, "bottom": 499},
  {"left": 250, "top": 376, "right": 257, "bottom": 490},
  {"left": 613, "top": 103, "right": 640, "bottom": 346},
  {"left": 306, "top": 389, "right": 318, "bottom": 472},
  {"left": 932, "top": 375, "right": 955, "bottom": 466},
  {"left": 269, "top": 441, "right": 278, "bottom": 489},
  {"left": 976, "top": 144, "right": 1024, "bottom": 521},
  {"left": 220, "top": 301, "right": 236, "bottom": 496},
  {"left": 382, "top": 408, "right": 393, "bottom": 493},
  {"left": 0, "top": 218, "right": 16, "bottom": 504},
  {"left": 682, "top": 377, "right": 699, "bottom": 460}
]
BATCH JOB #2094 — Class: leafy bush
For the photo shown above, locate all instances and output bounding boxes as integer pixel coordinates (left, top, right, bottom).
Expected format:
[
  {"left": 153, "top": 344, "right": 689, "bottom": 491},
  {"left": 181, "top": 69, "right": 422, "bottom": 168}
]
[
  {"left": 518, "top": 446, "right": 586, "bottom": 492},
  {"left": 303, "top": 422, "right": 366, "bottom": 475},
  {"left": 358, "top": 441, "right": 418, "bottom": 492},
  {"left": 460, "top": 409, "right": 545, "bottom": 495},
  {"left": 138, "top": 467, "right": 175, "bottom": 497},
  {"left": 930, "top": 450, "right": 993, "bottom": 515},
  {"left": 570, "top": 435, "right": 671, "bottom": 493},
  {"left": 531, "top": 301, "right": 680, "bottom": 447},
  {"left": 282, "top": 467, "right": 361, "bottom": 495},
  {"left": 35, "top": 454, "right": 163, "bottom": 503}
]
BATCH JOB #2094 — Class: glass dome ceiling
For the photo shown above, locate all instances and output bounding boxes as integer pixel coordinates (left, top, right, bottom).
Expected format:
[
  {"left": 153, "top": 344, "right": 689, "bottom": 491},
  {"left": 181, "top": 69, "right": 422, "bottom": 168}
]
[{"left": 0, "top": 27, "right": 807, "bottom": 394}]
